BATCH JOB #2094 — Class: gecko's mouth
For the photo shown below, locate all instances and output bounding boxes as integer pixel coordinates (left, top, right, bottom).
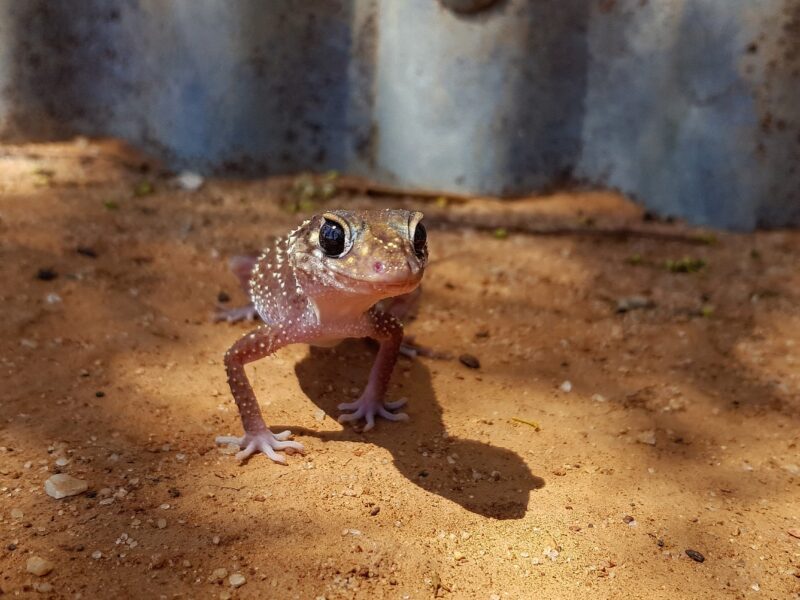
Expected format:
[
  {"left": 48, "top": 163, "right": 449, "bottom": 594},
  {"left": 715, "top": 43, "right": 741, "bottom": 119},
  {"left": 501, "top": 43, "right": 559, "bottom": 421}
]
[{"left": 331, "top": 271, "right": 422, "bottom": 295}]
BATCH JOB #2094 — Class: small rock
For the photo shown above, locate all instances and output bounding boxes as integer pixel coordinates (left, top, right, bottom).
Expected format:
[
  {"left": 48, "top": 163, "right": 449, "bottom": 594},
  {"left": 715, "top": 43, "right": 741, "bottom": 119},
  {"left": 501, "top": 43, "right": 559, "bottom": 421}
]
[
  {"left": 751, "top": 583, "right": 760, "bottom": 592},
  {"left": 313, "top": 408, "right": 326, "bottom": 423},
  {"left": 615, "top": 296, "right": 655, "bottom": 313},
  {"left": 91, "top": 550, "right": 102, "bottom": 560},
  {"left": 459, "top": 354, "right": 481, "bottom": 369},
  {"left": 229, "top": 573, "right": 246, "bottom": 588},
  {"left": 26, "top": 556, "right": 54, "bottom": 576},
  {"left": 636, "top": 430, "right": 657, "bottom": 446},
  {"left": 559, "top": 380, "right": 572, "bottom": 393},
  {"left": 10, "top": 508, "right": 24, "bottom": 520},
  {"left": 76, "top": 246, "right": 98, "bottom": 258},
  {"left": 210, "top": 568, "right": 228, "bottom": 582},
  {"left": 591, "top": 393, "right": 607, "bottom": 402},
  {"left": 787, "top": 528, "right": 800, "bottom": 540},
  {"left": 34, "top": 582, "right": 54, "bottom": 593},
  {"left": 370, "top": 506, "right": 380, "bottom": 517},
  {"left": 36, "top": 268, "right": 58, "bottom": 281},
  {"left": 174, "top": 171, "right": 204, "bottom": 191},
  {"left": 157, "top": 518, "right": 167, "bottom": 529},
  {"left": 543, "top": 547, "right": 559, "bottom": 561},
  {"left": 45, "top": 474, "right": 88, "bottom": 499},
  {"left": 685, "top": 549, "right": 705, "bottom": 563},
  {"left": 783, "top": 464, "right": 800, "bottom": 476},
  {"left": 45, "top": 293, "right": 62, "bottom": 304}
]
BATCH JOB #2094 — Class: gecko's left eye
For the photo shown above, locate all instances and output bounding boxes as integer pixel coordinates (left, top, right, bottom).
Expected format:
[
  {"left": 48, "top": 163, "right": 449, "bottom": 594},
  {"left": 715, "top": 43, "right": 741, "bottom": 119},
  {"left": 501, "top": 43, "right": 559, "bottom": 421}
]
[
  {"left": 319, "top": 219, "right": 346, "bottom": 257},
  {"left": 413, "top": 221, "right": 427, "bottom": 259}
]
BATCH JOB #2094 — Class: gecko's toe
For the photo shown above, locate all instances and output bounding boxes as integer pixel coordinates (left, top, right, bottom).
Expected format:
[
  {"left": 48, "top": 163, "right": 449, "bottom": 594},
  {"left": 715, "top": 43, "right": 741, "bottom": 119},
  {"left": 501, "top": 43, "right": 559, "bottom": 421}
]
[
  {"left": 338, "top": 408, "right": 365, "bottom": 424},
  {"left": 377, "top": 407, "right": 409, "bottom": 422},
  {"left": 337, "top": 396, "right": 410, "bottom": 430},
  {"left": 216, "top": 430, "right": 300, "bottom": 465}
]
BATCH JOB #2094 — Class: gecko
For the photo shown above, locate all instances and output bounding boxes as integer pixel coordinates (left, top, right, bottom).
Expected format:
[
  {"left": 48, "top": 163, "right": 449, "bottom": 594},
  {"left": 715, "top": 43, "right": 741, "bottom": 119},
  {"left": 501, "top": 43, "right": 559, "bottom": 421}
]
[{"left": 215, "top": 209, "right": 428, "bottom": 463}]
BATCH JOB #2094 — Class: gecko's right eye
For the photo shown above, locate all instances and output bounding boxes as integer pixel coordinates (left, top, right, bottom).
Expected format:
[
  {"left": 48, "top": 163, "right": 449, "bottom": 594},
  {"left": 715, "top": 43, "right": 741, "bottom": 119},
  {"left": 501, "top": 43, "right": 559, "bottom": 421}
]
[{"left": 319, "top": 219, "right": 346, "bottom": 257}]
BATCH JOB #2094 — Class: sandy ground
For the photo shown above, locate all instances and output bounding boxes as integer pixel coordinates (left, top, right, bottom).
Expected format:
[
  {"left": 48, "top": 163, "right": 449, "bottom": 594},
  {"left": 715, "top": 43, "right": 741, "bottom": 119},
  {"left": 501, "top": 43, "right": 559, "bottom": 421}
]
[{"left": 0, "top": 140, "right": 799, "bottom": 600}]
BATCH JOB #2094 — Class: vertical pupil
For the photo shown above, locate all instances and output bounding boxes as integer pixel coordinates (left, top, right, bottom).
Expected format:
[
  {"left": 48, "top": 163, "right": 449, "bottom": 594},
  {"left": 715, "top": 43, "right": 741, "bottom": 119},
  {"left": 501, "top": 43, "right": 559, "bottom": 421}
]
[{"left": 413, "top": 222, "right": 427, "bottom": 256}]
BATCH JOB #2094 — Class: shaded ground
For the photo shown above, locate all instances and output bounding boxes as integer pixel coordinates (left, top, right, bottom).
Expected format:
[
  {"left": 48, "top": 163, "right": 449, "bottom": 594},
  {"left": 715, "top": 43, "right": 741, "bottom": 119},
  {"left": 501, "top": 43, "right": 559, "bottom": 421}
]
[{"left": 0, "top": 140, "right": 799, "bottom": 599}]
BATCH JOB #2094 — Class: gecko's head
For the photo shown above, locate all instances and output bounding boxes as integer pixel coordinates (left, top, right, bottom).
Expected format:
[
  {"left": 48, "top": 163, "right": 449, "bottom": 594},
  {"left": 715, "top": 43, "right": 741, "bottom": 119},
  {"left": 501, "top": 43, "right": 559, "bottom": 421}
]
[{"left": 292, "top": 209, "right": 427, "bottom": 299}]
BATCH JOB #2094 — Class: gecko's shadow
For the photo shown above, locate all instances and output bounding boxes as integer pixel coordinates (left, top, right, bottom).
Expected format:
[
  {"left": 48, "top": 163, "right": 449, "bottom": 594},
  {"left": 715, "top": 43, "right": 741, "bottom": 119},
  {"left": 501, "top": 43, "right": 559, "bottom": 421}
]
[{"left": 284, "top": 340, "right": 544, "bottom": 520}]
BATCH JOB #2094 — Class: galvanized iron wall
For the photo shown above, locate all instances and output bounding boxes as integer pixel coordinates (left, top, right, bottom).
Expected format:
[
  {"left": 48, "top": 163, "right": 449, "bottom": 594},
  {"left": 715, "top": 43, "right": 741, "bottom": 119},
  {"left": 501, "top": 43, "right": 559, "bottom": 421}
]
[{"left": 0, "top": 0, "right": 798, "bottom": 229}]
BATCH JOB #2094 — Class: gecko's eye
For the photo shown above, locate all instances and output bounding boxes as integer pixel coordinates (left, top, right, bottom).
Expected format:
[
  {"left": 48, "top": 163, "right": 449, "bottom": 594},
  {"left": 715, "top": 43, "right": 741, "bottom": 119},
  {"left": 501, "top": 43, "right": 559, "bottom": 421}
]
[
  {"left": 413, "top": 221, "right": 427, "bottom": 259},
  {"left": 319, "top": 219, "right": 346, "bottom": 257}
]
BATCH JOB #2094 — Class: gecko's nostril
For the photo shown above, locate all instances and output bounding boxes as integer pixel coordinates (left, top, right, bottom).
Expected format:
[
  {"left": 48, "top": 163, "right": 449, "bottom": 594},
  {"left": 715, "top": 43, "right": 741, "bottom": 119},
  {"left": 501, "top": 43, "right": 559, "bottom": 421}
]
[{"left": 373, "top": 261, "right": 384, "bottom": 273}]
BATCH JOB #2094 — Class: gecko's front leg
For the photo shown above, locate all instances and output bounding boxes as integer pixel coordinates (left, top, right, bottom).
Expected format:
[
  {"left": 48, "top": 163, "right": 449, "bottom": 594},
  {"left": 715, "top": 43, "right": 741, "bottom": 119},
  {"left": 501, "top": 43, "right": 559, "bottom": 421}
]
[
  {"left": 216, "top": 326, "right": 309, "bottom": 463},
  {"left": 338, "top": 311, "right": 410, "bottom": 431}
]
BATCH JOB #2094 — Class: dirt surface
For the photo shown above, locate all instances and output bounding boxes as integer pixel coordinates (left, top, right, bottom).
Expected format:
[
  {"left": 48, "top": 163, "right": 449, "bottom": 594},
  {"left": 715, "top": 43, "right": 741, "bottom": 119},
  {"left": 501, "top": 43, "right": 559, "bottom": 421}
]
[{"left": 1, "top": 140, "right": 799, "bottom": 599}]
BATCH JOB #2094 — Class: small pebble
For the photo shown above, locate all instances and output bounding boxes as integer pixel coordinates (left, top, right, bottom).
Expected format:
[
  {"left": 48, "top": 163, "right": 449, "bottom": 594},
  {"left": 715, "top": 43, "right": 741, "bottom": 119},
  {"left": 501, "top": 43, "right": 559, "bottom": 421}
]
[
  {"left": 543, "top": 547, "right": 559, "bottom": 561},
  {"left": 615, "top": 296, "right": 655, "bottom": 313},
  {"left": 45, "top": 474, "right": 88, "bottom": 499},
  {"left": 636, "top": 430, "right": 657, "bottom": 446},
  {"left": 91, "top": 550, "right": 102, "bottom": 560},
  {"left": 229, "top": 573, "right": 246, "bottom": 588},
  {"left": 370, "top": 506, "right": 380, "bottom": 517},
  {"left": 36, "top": 268, "right": 58, "bottom": 281},
  {"left": 685, "top": 549, "right": 705, "bottom": 563},
  {"left": 34, "top": 582, "right": 54, "bottom": 593},
  {"left": 10, "top": 508, "right": 24, "bottom": 520},
  {"left": 76, "top": 246, "right": 98, "bottom": 258},
  {"left": 459, "top": 354, "right": 481, "bottom": 369},
  {"left": 559, "top": 380, "right": 572, "bottom": 393},
  {"left": 174, "top": 171, "right": 204, "bottom": 191},
  {"left": 211, "top": 568, "right": 228, "bottom": 582},
  {"left": 157, "top": 518, "right": 167, "bottom": 529},
  {"left": 26, "top": 556, "right": 54, "bottom": 576}
]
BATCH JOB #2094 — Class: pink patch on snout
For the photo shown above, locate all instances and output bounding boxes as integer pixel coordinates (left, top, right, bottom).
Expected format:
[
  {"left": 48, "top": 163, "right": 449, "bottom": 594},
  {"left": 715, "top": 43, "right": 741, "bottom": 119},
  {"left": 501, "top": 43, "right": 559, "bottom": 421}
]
[{"left": 373, "top": 261, "right": 384, "bottom": 273}]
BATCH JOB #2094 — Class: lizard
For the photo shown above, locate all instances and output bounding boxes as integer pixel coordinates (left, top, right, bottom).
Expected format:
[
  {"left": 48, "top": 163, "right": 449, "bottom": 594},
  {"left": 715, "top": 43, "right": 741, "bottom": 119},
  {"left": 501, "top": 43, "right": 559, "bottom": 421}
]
[{"left": 214, "top": 209, "right": 428, "bottom": 463}]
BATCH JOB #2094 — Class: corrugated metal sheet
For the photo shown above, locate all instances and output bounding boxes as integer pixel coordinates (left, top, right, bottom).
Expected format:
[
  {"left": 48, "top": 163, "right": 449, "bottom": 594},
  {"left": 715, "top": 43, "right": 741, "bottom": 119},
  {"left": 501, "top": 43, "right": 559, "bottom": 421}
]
[{"left": 0, "top": 0, "right": 798, "bottom": 229}]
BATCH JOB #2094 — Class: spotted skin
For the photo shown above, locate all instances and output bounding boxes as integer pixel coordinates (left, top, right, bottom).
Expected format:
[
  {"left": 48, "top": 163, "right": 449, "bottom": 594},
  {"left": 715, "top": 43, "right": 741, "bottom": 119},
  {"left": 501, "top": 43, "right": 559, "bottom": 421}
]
[{"left": 216, "top": 209, "right": 427, "bottom": 463}]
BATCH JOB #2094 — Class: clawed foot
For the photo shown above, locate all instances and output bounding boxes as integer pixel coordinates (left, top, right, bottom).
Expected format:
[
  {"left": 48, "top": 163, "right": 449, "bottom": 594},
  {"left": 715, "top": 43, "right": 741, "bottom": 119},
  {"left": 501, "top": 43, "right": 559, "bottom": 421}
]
[
  {"left": 215, "top": 429, "right": 304, "bottom": 464},
  {"left": 337, "top": 396, "right": 409, "bottom": 432}
]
